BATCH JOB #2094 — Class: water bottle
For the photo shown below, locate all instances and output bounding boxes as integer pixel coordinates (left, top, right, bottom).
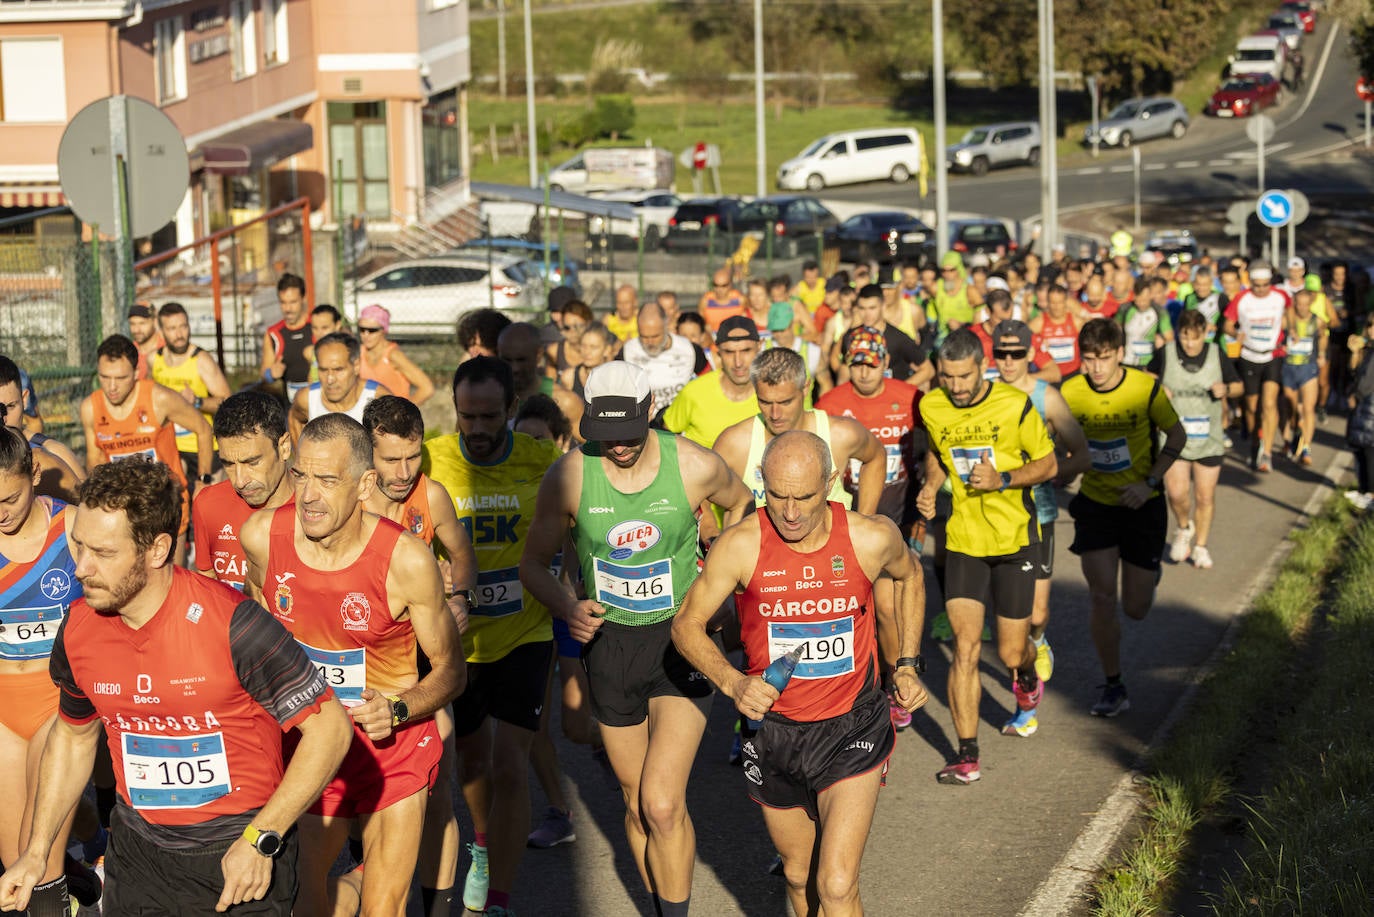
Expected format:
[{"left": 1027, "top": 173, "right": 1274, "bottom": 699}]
[{"left": 761, "top": 645, "right": 805, "bottom": 693}]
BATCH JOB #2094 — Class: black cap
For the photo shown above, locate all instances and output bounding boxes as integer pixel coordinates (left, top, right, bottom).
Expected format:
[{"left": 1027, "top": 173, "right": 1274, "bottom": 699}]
[
  {"left": 547, "top": 285, "right": 577, "bottom": 313},
  {"left": 993, "top": 319, "right": 1033, "bottom": 349},
  {"left": 716, "top": 315, "right": 760, "bottom": 343},
  {"left": 128, "top": 303, "right": 153, "bottom": 319}
]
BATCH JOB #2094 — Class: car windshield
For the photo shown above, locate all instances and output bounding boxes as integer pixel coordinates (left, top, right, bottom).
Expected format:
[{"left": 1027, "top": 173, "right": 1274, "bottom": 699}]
[
  {"left": 1221, "top": 79, "right": 1256, "bottom": 91},
  {"left": 1268, "top": 15, "right": 1294, "bottom": 26},
  {"left": 798, "top": 138, "right": 827, "bottom": 158},
  {"left": 1237, "top": 49, "right": 1276, "bottom": 62},
  {"left": 961, "top": 129, "right": 990, "bottom": 145},
  {"left": 1108, "top": 102, "right": 1142, "bottom": 119},
  {"left": 870, "top": 213, "right": 914, "bottom": 230},
  {"left": 737, "top": 201, "right": 782, "bottom": 221}
]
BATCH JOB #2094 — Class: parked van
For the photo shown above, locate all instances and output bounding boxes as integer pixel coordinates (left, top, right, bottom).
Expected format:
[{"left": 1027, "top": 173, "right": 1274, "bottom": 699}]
[
  {"left": 1230, "top": 34, "right": 1287, "bottom": 82},
  {"left": 546, "top": 147, "right": 675, "bottom": 193},
  {"left": 776, "top": 128, "right": 923, "bottom": 192}
]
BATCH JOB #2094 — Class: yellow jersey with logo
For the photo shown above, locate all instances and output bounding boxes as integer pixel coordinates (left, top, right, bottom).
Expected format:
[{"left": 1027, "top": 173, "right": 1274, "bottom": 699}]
[
  {"left": 919, "top": 382, "right": 1053, "bottom": 557},
  {"left": 150, "top": 347, "right": 213, "bottom": 455},
  {"left": 1062, "top": 367, "right": 1180, "bottom": 507},
  {"left": 423, "top": 431, "right": 559, "bottom": 663}
]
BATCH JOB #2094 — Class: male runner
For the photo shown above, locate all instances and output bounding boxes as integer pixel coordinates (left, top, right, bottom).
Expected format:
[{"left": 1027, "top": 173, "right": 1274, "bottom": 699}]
[
  {"left": 192, "top": 391, "right": 295, "bottom": 591},
  {"left": 917, "top": 329, "right": 1057, "bottom": 783},
  {"left": 127, "top": 302, "right": 163, "bottom": 381},
  {"left": 1029, "top": 284, "right": 1083, "bottom": 378},
  {"left": 497, "top": 323, "right": 584, "bottom": 436},
  {"left": 260, "top": 273, "right": 313, "bottom": 403},
  {"left": 151, "top": 302, "right": 233, "bottom": 482},
  {"left": 519, "top": 362, "right": 751, "bottom": 917},
  {"left": 672, "top": 430, "right": 927, "bottom": 916},
  {"left": 1222, "top": 260, "right": 1290, "bottom": 471},
  {"left": 834, "top": 284, "right": 932, "bottom": 387},
  {"left": 287, "top": 332, "right": 388, "bottom": 442},
  {"left": 661, "top": 316, "right": 761, "bottom": 449},
  {"left": 0, "top": 459, "right": 350, "bottom": 915},
  {"left": 991, "top": 321, "right": 1090, "bottom": 692},
  {"left": 242, "top": 414, "right": 466, "bottom": 916},
  {"left": 362, "top": 395, "right": 478, "bottom": 917},
  {"left": 621, "top": 302, "right": 698, "bottom": 417},
  {"left": 1061, "top": 318, "right": 1185, "bottom": 716},
  {"left": 0, "top": 356, "right": 83, "bottom": 501},
  {"left": 422, "top": 360, "right": 560, "bottom": 916}
]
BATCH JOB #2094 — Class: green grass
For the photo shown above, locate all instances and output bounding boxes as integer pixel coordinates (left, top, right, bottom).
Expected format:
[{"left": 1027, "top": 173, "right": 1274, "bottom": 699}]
[{"left": 1091, "top": 497, "right": 1358, "bottom": 916}]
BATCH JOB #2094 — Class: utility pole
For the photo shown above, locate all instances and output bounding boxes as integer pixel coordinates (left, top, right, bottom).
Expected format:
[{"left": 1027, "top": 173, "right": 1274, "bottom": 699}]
[
  {"left": 932, "top": 0, "right": 948, "bottom": 258},
  {"left": 753, "top": 0, "right": 766, "bottom": 198}
]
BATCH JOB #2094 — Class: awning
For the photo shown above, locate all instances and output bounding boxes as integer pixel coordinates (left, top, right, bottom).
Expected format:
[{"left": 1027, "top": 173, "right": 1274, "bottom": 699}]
[
  {"left": 0, "top": 185, "right": 65, "bottom": 208},
  {"left": 198, "top": 119, "right": 313, "bottom": 175},
  {"left": 470, "top": 181, "right": 637, "bottom": 220}
]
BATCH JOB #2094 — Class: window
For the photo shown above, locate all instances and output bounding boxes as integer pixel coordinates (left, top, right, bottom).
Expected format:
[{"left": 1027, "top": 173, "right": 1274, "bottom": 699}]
[
  {"left": 0, "top": 38, "right": 66, "bottom": 122},
  {"left": 230, "top": 0, "right": 256, "bottom": 79},
  {"left": 262, "top": 0, "right": 289, "bottom": 65},
  {"left": 855, "top": 134, "right": 912, "bottom": 151},
  {"left": 821, "top": 142, "right": 847, "bottom": 158},
  {"left": 429, "top": 0, "right": 459, "bottom": 8},
  {"left": 154, "top": 17, "right": 187, "bottom": 103}
]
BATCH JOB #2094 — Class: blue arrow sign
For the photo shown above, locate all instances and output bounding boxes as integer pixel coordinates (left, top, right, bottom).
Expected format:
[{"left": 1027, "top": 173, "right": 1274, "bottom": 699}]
[{"left": 1256, "top": 190, "right": 1293, "bottom": 228}]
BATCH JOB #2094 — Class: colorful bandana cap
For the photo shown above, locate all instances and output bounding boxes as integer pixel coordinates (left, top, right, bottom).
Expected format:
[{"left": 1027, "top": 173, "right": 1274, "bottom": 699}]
[{"left": 847, "top": 325, "right": 887, "bottom": 367}]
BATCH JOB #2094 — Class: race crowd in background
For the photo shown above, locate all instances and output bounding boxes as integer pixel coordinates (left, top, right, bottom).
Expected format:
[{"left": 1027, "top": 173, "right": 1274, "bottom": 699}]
[{"left": 0, "top": 235, "right": 1371, "bottom": 916}]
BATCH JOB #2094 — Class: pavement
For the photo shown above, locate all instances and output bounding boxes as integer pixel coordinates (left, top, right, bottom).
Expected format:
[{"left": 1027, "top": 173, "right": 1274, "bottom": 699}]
[{"left": 438, "top": 415, "right": 1355, "bottom": 916}]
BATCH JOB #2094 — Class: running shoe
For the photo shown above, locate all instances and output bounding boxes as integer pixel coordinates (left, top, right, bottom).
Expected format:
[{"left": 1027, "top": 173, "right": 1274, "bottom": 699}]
[
  {"left": 1317, "top": 406, "right": 1328, "bottom": 423},
  {"left": 463, "top": 844, "right": 490, "bottom": 913},
  {"left": 1169, "top": 522, "right": 1194, "bottom": 564},
  {"left": 1257, "top": 449, "right": 1272, "bottom": 473},
  {"left": 1090, "top": 682, "right": 1130, "bottom": 717},
  {"left": 1223, "top": 432, "right": 1234, "bottom": 449},
  {"left": 1034, "top": 637, "right": 1055, "bottom": 682},
  {"left": 930, "top": 610, "right": 953, "bottom": 642},
  {"left": 1299, "top": 447, "right": 1313, "bottom": 467},
  {"left": 1345, "top": 490, "right": 1373, "bottom": 511},
  {"left": 1012, "top": 675, "right": 1043, "bottom": 711},
  {"left": 526, "top": 807, "right": 575, "bottom": 849},
  {"left": 887, "top": 689, "right": 913, "bottom": 732},
  {"left": 935, "top": 754, "right": 981, "bottom": 785},
  {"left": 1191, "top": 545, "right": 1214, "bottom": 569},
  {"left": 1001, "top": 707, "right": 1039, "bottom": 737}
]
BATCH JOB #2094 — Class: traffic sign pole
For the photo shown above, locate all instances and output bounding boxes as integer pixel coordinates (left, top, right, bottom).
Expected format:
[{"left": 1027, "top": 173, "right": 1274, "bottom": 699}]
[
  {"left": 107, "top": 96, "right": 130, "bottom": 336},
  {"left": 1257, "top": 125, "right": 1265, "bottom": 193}
]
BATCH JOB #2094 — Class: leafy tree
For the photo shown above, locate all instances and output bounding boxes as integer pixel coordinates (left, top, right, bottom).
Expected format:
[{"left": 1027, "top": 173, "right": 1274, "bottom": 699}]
[{"left": 1353, "top": 13, "right": 1374, "bottom": 79}]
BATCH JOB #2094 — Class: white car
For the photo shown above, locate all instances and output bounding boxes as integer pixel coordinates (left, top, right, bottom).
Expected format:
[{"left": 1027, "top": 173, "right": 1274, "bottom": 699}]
[
  {"left": 347, "top": 253, "right": 545, "bottom": 339},
  {"left": 588, "top": 189, "right": 683, "bottom": 249}
]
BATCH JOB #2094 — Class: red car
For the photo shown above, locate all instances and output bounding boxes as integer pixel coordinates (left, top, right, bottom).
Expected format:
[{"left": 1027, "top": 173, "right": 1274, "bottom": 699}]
[
  {"left": 1206, "top": 74, "right": 1283, "bottom": 118},
  {"left": 1279, "top": 1, "right": 1316, "bottom": 32}
]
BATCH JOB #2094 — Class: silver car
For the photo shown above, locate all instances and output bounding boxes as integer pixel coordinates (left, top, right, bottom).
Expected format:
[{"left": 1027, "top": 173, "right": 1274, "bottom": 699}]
[
  {"left": 946, "top": 122, "right": 1042, "bottom": 176},
  {"left": 347, "top": 253, "right": 545, "bottom": 339},
  {"left": 1082, "top": 97, "right": 1189, "bottom": 149}
]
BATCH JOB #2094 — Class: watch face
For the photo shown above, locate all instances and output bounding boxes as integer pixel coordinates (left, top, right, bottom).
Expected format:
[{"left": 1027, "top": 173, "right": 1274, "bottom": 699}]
[
  {"left": 393, "top": 700, "right": 410, "bottom": 723},
  {"left": 256, "top": 832, "right": 283, "bottom": 857}
]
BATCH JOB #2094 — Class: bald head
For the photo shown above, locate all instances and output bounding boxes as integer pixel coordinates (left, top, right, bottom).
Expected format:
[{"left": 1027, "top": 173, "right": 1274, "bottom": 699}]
[
  {"left": 712, "top": 268, "right": 731, "bottom": 288},
  {"left": 497, "top": 322, "right": 543, "bottom": 389},
  {"left": 615, "top": 285, "right": 639, "bottom": 319},
  {"left": 638, "top": 302, "right": 665, "bottom": 332},
  {"left": 761, "top": 430, "right": 833, "bottom": 491}
]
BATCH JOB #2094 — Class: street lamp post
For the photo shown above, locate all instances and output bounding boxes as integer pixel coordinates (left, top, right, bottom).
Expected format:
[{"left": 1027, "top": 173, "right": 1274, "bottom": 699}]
[
  {"left": 523, "top": 0, "right": 537, "bottom": 188},
  {"left": 754, "top": 0, "right": 766, "bottom": 198},
  {"left": 932, "top": 0, "right": 948, "bottom": 259}
]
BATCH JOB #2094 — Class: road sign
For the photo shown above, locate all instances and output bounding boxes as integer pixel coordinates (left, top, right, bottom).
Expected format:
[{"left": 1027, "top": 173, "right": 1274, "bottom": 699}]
[
  {"left": 1226, "top": 201, "right": 1252, "bottom": 224},
  {"left": 1287, "top": 189, "right": 1310, "bottom": 225},
  {"left": 692, "top": 142, "right": 707, "bottom": 170},
  {"left": 1245, "top": 114, "right": 1276, "bottom": 145},
  {"left": 678, "top": 143, "right": 720, "bottom": 170},
  {"left": 1256, "top": 189, "right": 1293, "bottom": 228},
  {"left": 58, "top": 96, "right": 188, "bottom": 238},
  {"left": 1358, "top": 76, "right": 1374, "bottom": 103}
]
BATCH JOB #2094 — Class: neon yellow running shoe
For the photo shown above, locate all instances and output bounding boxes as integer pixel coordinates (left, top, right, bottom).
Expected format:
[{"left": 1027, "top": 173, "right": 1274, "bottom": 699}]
[{"left": 1035, "top": 637, "right": 1055, "bottom": 682}]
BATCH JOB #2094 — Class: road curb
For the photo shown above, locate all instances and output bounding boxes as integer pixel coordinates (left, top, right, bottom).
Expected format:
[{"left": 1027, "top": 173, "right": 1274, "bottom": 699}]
[{"left": 1017, "top": 445, "right": 1354, "bottom": 917}]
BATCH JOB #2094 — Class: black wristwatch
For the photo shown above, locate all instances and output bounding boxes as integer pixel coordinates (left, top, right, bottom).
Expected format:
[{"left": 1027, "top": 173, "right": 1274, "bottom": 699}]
[
  {"left": 895, "top": 655, "right": 926, "bottom": 675},
  {"left": 1145, "top": 475, "right": 1161, "bottom": 491},
  {"left": 999, "top": 471, "right": 1013, "bottom": 491},
  {"left": 389, "top": 695, "right": 410, "bottom": 727},
  {"left": 243, "top": 825, "right": 284, "bottom": 858}
]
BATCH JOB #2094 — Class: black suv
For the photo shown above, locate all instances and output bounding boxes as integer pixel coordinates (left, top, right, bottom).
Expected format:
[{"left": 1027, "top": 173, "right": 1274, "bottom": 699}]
[
  {"left": 730, "top": 196, "right": 839, "bottom": 259},
  {"left": 663, "top": 198, "right": 743, "bottom": 253}
]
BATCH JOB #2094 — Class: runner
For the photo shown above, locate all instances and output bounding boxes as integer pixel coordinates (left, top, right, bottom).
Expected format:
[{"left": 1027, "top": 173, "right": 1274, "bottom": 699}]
[
  {"left": 1029, "top": 284, "right": 1083, "bottom": 378},
  {"left": 0, "top": 429, "right": 84, "bottom": 916},
  {"left": 563, "top": 322, "right": 616, "bottom": 398},
  {"left": 80, "top": 335, "right": 214, "bottom": 563},
  {"left": 458, "top": 309, "right": 513, "bottom": 362},
  {"left": 1118, "top": 278, "right": 1173, "bottom": 368},
  {"left": 151, "top": 301, "right": 233, "bottom": 483},
  {"left": 698, "top": 268, "right": 747, "bottom": 331},
  {"left": 361, "top": 395, "right": 477, "bottom": 917},
  {"left": 1147, "top": 310, "right": 1243, "bottom": 570},
  {"left": 662, "top": 315, "right": 762, "bottom": 448},
  {"left": 606, "top": 285, "right": 641, "bottom": 343},
  {"left": 356, "top": 305, "right": 436, "bottom": 405},
  {"left": 917, "top": 329, "right": 1058, "bottom": 782},
  {"left": 1223, "top": 260, "right": 1291, "bottom": 471},
  {"left": 835, "top": 285, "right": 932, "bottom": 387},
  {"left": 0, "top": 459, "right": 350, "bottom": 915},
  {"left": 991, "top": 321, "right": 1090, "bottom": 690},
  {"left": 621, "top": 302, "right": 698, "bottom": 418},
  {"left": 519, "top": 362, "right": 752, "bottom": 917},
  {"left": 1062, "top": 319, "right": 1185, "bottom": 716},
  {"left": 672, "top": 430, "right": 927, "bottom": 915},
  {"left": 1181, "top": 266, "right": 1221, "bottom": 332},
  {"left": 288, "top": 332, "right": 389, "bottom": 442},
  {"left": 192, "top": 391, "right": 295, "bottom": 591},
  {"left": 0, "top": 356, "right": 84, "bottom": 502},
  {"left": 968, "top": 289, "right": 1061, "bottom": 384},
  {"left": 421, "top": 360, "right": 559, "bottom": 916},
  {"left": 1280, "top": 289, "right": 1327, "bottom": 467},
  {"left": 497, "top": 322, "right": 585, "bottom": 437},
  {"left": 242, "top": 414, "right": 466, "bottom": 916},
  {"left": 127, "top": 302, "right": 163, "bottom": 381},
  {"left": 260, "top": 273, "right": 313, "bottom": 403}
]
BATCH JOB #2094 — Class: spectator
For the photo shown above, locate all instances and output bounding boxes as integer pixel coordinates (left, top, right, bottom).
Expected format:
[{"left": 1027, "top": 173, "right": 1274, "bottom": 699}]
[
  {"left": 563, "top": 321, "right": 616, "bottom": 397},
  {"left": 546, "top": 299, "right": 593, "bottom": 381},
  {"left": 605, "top": 284, "right": 640, "bottom": 343},
  {"left": 674, "top": 312, "right": 714, "bottom": 370},
  {"left": 259, "top": 272, "right": 312, "bottom": 403},
  {"left": 355, "top": 304, "right": 436, "bottom": 404},
  {"left": 458, "top": 308, "right": 513, "bottom": 361}
]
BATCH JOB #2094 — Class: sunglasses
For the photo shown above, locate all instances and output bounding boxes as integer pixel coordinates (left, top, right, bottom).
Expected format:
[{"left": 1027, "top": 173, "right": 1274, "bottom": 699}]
[
  {"left": 993, "top": 348, "right": 1028, "bottom": 360},
  {"left": 358, "top": 326, "right": 383, "bottom": 334}
]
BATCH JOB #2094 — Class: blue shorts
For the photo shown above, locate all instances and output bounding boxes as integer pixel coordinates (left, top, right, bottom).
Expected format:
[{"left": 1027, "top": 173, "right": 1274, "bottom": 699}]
[
  {"left": 553, "top": 617, "right": 582, "bottom": 659},
  {"left": 1282, "top": 361, "right": 1318, "bottom": 390}
]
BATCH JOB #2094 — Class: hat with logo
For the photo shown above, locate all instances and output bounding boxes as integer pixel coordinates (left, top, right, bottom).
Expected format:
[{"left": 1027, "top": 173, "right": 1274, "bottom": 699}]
[
  {"left": 993, "top": 319, "right": 1033, "bottom": 350},
  {"left": 716, "top": 314, "right": 761, "bottom": 343},
  {"left": 1287, "top": 256, "right": 1306, "bottom": 272},
  {"left": 580, "top": 362, "right": 653, "bottom": 441},
  {"left": 846, "top": 326, "right": 887, "bottom": 367},
  {"left": 128, "top": 302, "right": 154, "bottom": 319}
]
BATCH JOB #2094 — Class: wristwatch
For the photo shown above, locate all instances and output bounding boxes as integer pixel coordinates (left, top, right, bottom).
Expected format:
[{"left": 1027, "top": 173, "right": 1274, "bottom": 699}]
[
  {"left": 388, "top": 695, "right": 410, "bottom": 727},
  {"left": 1145, "top": 475, "right": 1161, "bottom": 491},
  {"left": 243, "top": 824, "right": 284, "bottom": 858},
  {"left": 194, "top": 396, "right": 204, "bottom": 410},
  {"left": 450, "top": 588, "right": 478, "bottom": 608},
  {"left": 999, "top": 471, "right": 1012, "bottom": 491},
  {"left": 199, "top": 473, "right": 214, "bottom": 485},
  {"left": 894, "top": 655, "right": 926, "bottom": 675}
]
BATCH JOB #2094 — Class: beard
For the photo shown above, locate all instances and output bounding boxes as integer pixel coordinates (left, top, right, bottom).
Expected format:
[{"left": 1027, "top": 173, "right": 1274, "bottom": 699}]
[{"left": 82, "top": 559, "right": 149, "bottom": 613}]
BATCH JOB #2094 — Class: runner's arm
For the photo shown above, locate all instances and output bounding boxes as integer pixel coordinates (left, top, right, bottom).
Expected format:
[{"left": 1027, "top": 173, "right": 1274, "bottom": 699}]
[
  {"left": 868, "top": 515, "right": 928, "bottom": 712},
  {"left": 156, "top": 383, "right": 214, "bottom": 481},
  {"left": 382, "top": 536, "right": 466, "bottom": 722},
  {"left": 79, "top": 396, "right": 102, "bottom": 472},
  {"left": 844, "top": 417, "right": 886, "bottom": 516},
  {"left": 197, "top": 350, "right": 233, "bottom": 414},
  {"left": 682, "top": 439, "right": 752, "bottom": 529},
  {"left": 916, "top": 449, "right": 947, "bottom": 519},
  {"left": 519, "top": 456, "right": 603, "bottom": 641},
  {"left": 240, "top": 508, "right": 273, "bottom": 604},
  {"left": 1044, "top": 387, "right": 1091, "bottom": 480},
  {"left": 428, "top": 479, "right": 476, "bottom": 632},
  {"left": 39, "top": 438, "right": 86, "bottom": 484},
  {"left": 389, "top": 347, "right": 436, "bottom": 405},
  {"left": 287, "top": 389, "right": 309, "bottom": 444}
]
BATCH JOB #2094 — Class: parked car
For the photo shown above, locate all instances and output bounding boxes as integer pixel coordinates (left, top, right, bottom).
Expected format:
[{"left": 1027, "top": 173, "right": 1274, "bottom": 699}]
[
  {"left": 1206, "top": 73, "right": 1283, "bottom": 118},
  {"left": 776, "top": 127, "right": 924, "bottom": 191},
  {"left": 824, "top": 211, "right": 935, "bottom": 265},
  {"left": 1279, "top": 0, "right": 1316, "bottom": 32},
  {"left": 729, "top": 196, "right": 839, "bottom": 259},
  {"left": 662, "top": 197, "right": 743, "bottom": 253},
  {"left": 1264, "top": 13, "right": 1305, "bottom": 50},
  {"left": 544, "top": 147, "right": 675, "bottom": 193},
  {"left": 347, "top": 253, "right": 544, "bottom": 339},
  {"left": 454, "top": 237, "right": 581, "bottom": 295},
  {"left": 946, "top": 122, "right": 1041, "bottom": 176},
  {"left": 1229, "top": 33, "right": 1288, "bottom": 81},
  {"left": 948, "top": 219, "right": 1017, "bottom": 259},
  {"left": 1082, "top": 97, "right": 1189, "bottom": 148},
  {"left": 1143, "top": 230, "right": 1200, "bottom": 266},
  {"left": 587, "top": 189, "right": 683, "bottom": 250}
]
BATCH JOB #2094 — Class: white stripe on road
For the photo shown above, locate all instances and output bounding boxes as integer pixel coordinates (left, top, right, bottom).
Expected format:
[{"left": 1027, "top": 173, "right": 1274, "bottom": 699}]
[
  {"left": 1074, "top": 168, "right": 1104, "bottom": 175},
  {"left": 1208, "top": 159, "right": 1232, "bottom": 166},
  {"left": 1018, "top": 446, "right": 1354, "bottom": 917},
  {"left": 1281, "top": 19, "right": 1341, "bottom": 130},
  {"left": 1175, "top": 160, "right": 1199, "bottom": 168},
  {"left": 1144, "top": 163, "right": 1166, "bottom": 171},
  {"left": 1109, "top": 166, "right": 1133, "bottom": 173}
]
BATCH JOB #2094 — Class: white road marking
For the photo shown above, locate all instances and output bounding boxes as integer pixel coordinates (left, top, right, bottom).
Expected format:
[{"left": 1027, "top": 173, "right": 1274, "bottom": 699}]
[
  {"left": 1175, "top": 160, "right": 1199, "bottom": 168},
  {"left": 1075, "top": 168, "right": 1103, "bottom": 175},
  {"left": 1208, "top": 159, "right": 1232, "bottom": 166},
  {"left": 1144, "top": 163, "right": 1166, "bottom": 171},
  {"left": 1109, "top": 166, "right": 1133, "bottom": 173}
]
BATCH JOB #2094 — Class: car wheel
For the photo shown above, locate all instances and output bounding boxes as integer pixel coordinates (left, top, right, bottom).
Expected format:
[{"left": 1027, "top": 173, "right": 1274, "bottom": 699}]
[
  {"left": 971, "top": 156, "right": 989, "bottom": 177},
  {"left": 1170, "top": 120, "right": 1187, "bottom": 139},
  {"left": 1119, "top": 131, "right": 1133, "bottom": 149},
  {"left": 549, "top": 183, "right": 564, "bottom": 193},
  {"left": 890, "top": 163, "right": 911, "bottom": 183},
  {"left": 1026, "top": 146, "right": 1041, "bottom": 166},
  {"left": 806, "top": 173, "right": 825, "bottom": 192}
]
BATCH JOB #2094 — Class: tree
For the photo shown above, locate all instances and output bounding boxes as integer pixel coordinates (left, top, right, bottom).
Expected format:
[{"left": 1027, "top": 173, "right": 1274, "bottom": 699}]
[{"left": 1353, "top": 13, "right": 1374, "bottom": 79}]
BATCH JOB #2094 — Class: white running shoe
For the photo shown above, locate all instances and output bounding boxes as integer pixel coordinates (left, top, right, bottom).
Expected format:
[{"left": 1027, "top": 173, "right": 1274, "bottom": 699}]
[
  {"left": 1169, "top": 522, "right": 1195, "bottom": 564},
  {"left": 1191, "top": 545, "right": 1213, "bottom": 569}
]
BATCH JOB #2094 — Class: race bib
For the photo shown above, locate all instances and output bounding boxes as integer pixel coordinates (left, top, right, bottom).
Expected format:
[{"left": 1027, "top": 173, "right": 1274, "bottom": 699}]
[
  {"left": 110, "top": 447, "right": 157, "bottom": 462},
  {"left": 1088, "top": 437, "right": 1131, "bottom": 473},
  {"left": 849, "top": 446, "right": 905, "bottom": 486},
  {"left": 473, "top": 566, "right": 523, "bottom": 618},
  {"left": 0, "top": 605, "right": 63, "bottom": 659},
  {"left": 1182, "top": 416, "right": 1210, "bottom": 440},
  {"left": 1289, "top": 338, "right": 1314, "bottom": 355},
  {"left": 766, "top": 617, "right": 856, "bottom": 680},
  {"left": 594, "top": 557, "right": 674, "bottom": 615},
  {"left": 298, "top": 642, "right": 366, "bottom": 707},
  {"left": 123, "top": 731, "right": 231, "bottom": 810},
  {"left": 1247, "top": 320, "right": 1279, "bottom": 350},
  {"left": 1130, "top": 338, "right": 1156, "bottom": 362},
  {"left": 949, "top": 444, "right": 995, "bottom": 484},
  {"left": 1046, "top": 338, "right": 1075, "bottom": 363}
]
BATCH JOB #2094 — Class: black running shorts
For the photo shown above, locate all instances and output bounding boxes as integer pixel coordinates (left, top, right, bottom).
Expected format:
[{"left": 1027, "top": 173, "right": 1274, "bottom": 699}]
[
  {"left": 1034, "top": 526, "right": 1055, "bottom": 581},
  {"left": 1068, "top": 493, "right": 1168, "bottom": 572},
  {"left": 743, "top": 688, "right": 894, "bottom": 821},
  {"left": 1238, "top": 357, "right": 1282, "bottom": 398},
  {"left": 944, "top": 546, "right": 1039, "bottom": 619},
  {"left": 581, "top": 618, "right": 714, "bottom": 727},
  {"left": 451, "top": 639, "right": 555, "bottom": 736}
]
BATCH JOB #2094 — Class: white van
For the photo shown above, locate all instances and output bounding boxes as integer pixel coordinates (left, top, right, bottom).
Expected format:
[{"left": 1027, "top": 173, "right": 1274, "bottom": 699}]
[
  {"left": 1230, "top": 34, "right": 1287, "bottom": 82},
  {"left": 546, "top": 147, "right": 675, "bottom": 193},
  {"left": 776, "top": 128, "right": 923, "bottom": 191}
]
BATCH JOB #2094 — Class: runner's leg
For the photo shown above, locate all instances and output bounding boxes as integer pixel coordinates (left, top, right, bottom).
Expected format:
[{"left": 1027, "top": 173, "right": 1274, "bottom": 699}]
[
  {"left": 599, "top": 719, "right": 653, "bottom": 888},
  {"left": 1260, "top": 379, "right": 1281, "bottom": 457},
  {"left": 761, "top": 804, "right": 820, "bottom": 917},
  {"left": 417, "top": 706, "right": 459, "bottom": 916},
  {"left": 637, "top": 693, "right": 710, "bottom": 905},
  {"left": 356, "top": 788, "right": 428, "bottom": 915},
  {"left": 1192, "top": 464, "right": 1223, "bottom": 548},
  {"left": 1081, "top": 548, "right": 1123, "bottom": 677},
  {"left": 485, "top": 719, "right": 537, "bottom": 900},
  {"left": 812, "top": 768, "right": 884, "bottom": 917},
  {"left": 293, "top": 813, "right": 353, "bottom": 917},
  {"left": 1163, "top": 460, "right": 1193, "bottom": 531},
  {"left": 946, "top": 597, "right": 988, "bottom": 741}
]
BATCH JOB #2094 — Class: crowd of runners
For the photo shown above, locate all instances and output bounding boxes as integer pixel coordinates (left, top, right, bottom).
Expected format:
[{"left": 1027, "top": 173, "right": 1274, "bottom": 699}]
[{"left": 0, "top": 242, "right": 1369, "bottom": 915}]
